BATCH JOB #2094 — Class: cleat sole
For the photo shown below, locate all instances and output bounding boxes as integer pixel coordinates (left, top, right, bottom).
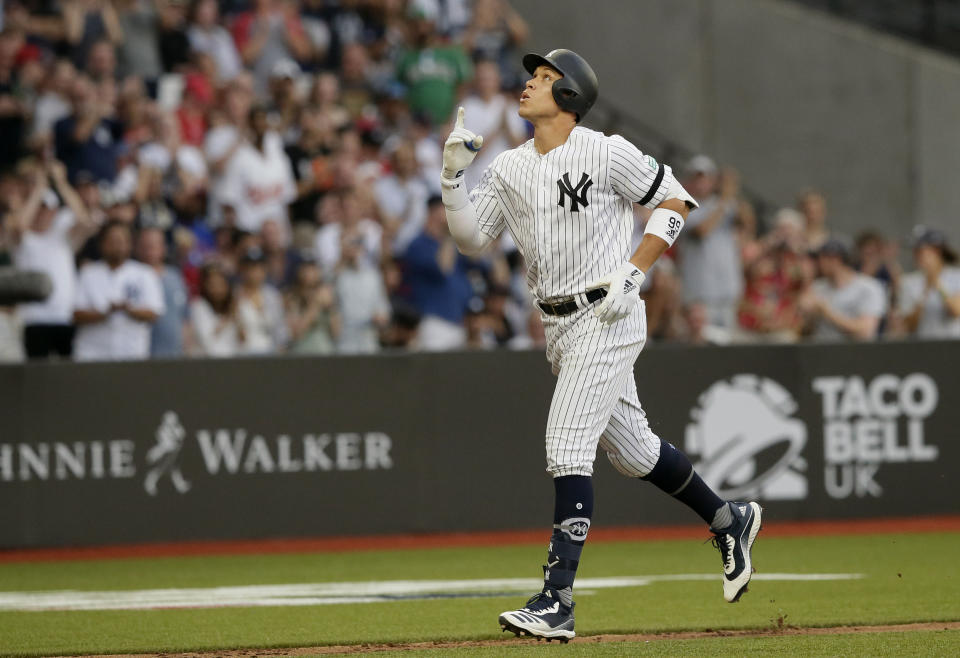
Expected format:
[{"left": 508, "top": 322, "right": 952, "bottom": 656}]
[{"left": 498, "top": 616, "right": 575, "bottom": 642}]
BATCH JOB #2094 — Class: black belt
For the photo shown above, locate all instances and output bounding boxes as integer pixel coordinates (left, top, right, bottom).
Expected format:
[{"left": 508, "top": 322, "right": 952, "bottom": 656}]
[{"left": 538, "top": 288, "right": 607, "bottom": 317}]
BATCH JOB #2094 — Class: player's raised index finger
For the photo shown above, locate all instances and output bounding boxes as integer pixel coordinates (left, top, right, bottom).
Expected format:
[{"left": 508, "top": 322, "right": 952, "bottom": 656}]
[{"left": 455, "top": 106, "right": 465, "bottom": 130}]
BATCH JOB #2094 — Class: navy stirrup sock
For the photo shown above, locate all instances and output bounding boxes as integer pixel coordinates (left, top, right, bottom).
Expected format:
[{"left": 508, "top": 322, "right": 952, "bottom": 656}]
[
  {"left": 642, "top": 441, "right": 729, "bottom": 528},
  {"left": 544, "top": 475, "right": 593, "bottom": 605}
]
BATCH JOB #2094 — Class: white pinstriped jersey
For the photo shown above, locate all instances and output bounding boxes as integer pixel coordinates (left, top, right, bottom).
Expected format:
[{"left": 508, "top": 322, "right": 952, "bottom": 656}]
[{"left": 468, "top": 126, "right": 674, "bottom": 300}]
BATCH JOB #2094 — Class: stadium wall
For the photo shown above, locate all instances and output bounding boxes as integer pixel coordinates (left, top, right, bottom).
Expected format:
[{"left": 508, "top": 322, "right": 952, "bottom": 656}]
[
  {"left": 514, "top": 0, "right": 960, "bottom": 244},
  {"left": 1, "top": 343, "right": 956, "bottom": 548}
]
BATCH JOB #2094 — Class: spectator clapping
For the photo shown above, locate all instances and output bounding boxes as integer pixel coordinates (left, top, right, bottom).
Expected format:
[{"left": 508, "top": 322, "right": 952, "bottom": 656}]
[{"left": 0, "top": 0, "right": 956, "bottom": 365}]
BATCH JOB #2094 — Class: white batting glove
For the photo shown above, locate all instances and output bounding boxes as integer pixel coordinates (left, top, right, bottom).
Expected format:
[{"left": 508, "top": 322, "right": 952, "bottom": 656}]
[
  {"left": 441, "top": 106, "right": 484, "bottom": 182},
  {"left": 588, "top": 261, "right": 646, "bottom": 325}
]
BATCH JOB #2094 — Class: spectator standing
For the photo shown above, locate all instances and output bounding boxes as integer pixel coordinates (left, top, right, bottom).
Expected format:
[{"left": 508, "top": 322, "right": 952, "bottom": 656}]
[
  {"left": 678, "top": 156, "right": 744, "bottom": 330},
  {"left": 855, "top": 230, "right": 900, "bottom": 334},
  {"left": 29, "top": 59, "right": 76, "bottom": 152},
  {"left": 157, "top": 0, "right": 191, "bottom": 73},
  {"left": 137, "top": 227, "right": 189, "bottom": 357},
  {"left": 335, "top": 230, "right": 389, "bottom": 353},
  {"left": 261, "top": 218, "right": 296, "bottom": 286},
  {"left": 7, "top": 161, "right": 98, "bottom": 358},
  {"left": 187, "top": 0, "right": 242, "bottom": 82},
  {"left": 285, "top": 256, "right": 338, "bottom": 354},
  {"left": 204, "top": 76, "right": 252, "bottom": 226},
  {"left": 737, "top": 248, "right": 801, "bottom": 343},
  {"left": 856, "top": 230, "right": 900, "bottom": 291},
  {"left": 84, "top": 39, "right": 118, "bottom": 82},
  {"left": 314, "top": 189, "right": 381, "bottom": 276},
  {"left": 898, "top": 228, "right": 960, "bottom": 339},
  {"left": 176, "top": 72, "right": 213, "bottom": 147},
  {"left": 62, "top": 0, "right": 123, "bottom": 68},
  {"left": 73, "top": 221, "right": 165, "bottom": 361},
  {"left": 799, "top": 239, "right": 886, "bottom": 342},
  {"left": 374, "top": 140, "right": 429, "bottom": 254},
  {"left": 395, "top": 3, "right": 472, "bottom": 125},
  {"left": 308, "top": 71, "right": 350, "bottom": 130},
  {"left": 190, "top": 262, "right": 243, "bottom": 356},
  {"left": 234, "top": 246, "right": 287, "bottom": 354},
  {"left": 231, "top": 0, "right": 312, "bottom": 97},
  {"left": 115, "top": 0, "right": 162, "bottom": 82},
  {"left": 148, "top": 108, "right": 208, "bottom": 219},
  {"left": 460, "top": 0, "right": 528, "bottom": 86},
  {"left": 220, "top": 106, "right": 296, "bottom": 239},
  {"left": 403, "top": 196, "right": 473, "bottom": 350},
  {"left": 54, "top": 75, "right": 123, "bottom": 184},
  {"left": 455, "top": 59, "right": 527, "bottom": 190},
  {"left": 407, "top": 112, "right": 441, "bottom": 192},
  {"left": 337, "top": 42, "right": 375, "bottom": 119},
  {"left": 267, "top": 58, "right": 303, "bottom": 144},
  {"left": 285, "top": 104, "right": 336, "bottom": 224}
]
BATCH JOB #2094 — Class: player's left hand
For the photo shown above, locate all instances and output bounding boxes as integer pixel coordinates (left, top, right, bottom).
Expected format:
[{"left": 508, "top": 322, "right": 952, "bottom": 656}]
[{"left": 588, "top": 261, "right": 646, "bottom": 325}]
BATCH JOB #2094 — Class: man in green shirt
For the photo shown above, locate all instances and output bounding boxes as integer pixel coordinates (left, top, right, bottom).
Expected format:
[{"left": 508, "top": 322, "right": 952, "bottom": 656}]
[{"left": 396, "top": 6, "right": 473, "bottom": 126}]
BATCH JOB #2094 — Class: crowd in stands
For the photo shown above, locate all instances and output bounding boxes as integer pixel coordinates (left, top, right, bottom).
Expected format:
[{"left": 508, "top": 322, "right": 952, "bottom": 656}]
[
  {"left": 0, "top": 0, "right": 957, "bottom": 362},
  {"left": 648, "top": 157, "right": 960, "bottom": 345}
]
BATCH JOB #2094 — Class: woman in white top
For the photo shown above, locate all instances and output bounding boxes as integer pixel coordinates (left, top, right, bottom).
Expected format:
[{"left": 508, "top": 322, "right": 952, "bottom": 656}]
[
  {"left": 899, "top": 228, "right": 960, "bottom": 339},
  {"left": 190, "top": 263, "right": 243, "bottom": 357},
  {"left": 234, "top": 247, "right": 288, "bottom": 354}
]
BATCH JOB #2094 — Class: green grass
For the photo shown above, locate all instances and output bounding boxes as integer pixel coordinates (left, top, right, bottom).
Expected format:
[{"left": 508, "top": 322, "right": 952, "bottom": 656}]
[{"left": 0, "top": 532, "right": 958, "bottom": 656}]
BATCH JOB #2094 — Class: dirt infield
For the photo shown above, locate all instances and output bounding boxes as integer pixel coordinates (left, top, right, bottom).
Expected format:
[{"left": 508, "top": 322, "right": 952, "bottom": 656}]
[
  {"left": 63, "top": 621, "right": 960, "bottom": 657},
  {"left": 5, "top": 515, "right": 960, "bottom": 564}
]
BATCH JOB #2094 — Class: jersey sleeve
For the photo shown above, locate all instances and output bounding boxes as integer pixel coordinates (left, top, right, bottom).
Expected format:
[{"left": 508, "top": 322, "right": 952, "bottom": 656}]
[
  {"left": 468, "top": 160, "right": 506, "bottom": 240},
  {"left": 607, "top": 134, "right": 674, "bottom": 209}
]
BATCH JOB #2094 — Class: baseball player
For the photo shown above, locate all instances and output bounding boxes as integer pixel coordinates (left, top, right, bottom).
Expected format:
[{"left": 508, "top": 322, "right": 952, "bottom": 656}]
[{"left": 440, "top": 50, "right": 762, "bottom": 642}]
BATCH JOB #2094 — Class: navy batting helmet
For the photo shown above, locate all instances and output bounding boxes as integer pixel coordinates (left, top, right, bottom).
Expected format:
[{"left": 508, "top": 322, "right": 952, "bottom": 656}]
[{"left": 522, "top": 49, "right": 598, "bottom": 122}]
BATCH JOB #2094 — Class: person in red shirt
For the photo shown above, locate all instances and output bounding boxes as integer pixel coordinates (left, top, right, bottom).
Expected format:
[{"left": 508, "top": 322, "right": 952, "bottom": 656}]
[{"left": 176, "top": 72, "right": 212, "bottom": 147}]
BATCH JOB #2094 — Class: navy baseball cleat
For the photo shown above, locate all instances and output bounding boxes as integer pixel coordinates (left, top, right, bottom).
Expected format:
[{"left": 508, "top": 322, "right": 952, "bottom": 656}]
[
  {"left": 712, "top": 501, "right": 763, "bottom": 603},
  {"left": 498, "top": 588, "right": 575, "bottom": 642}
]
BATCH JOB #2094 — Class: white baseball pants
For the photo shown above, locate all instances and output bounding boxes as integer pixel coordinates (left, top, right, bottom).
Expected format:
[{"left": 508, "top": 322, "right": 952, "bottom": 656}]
[{"left": 541, "top": 301, "right": 662, "bottom": 478}]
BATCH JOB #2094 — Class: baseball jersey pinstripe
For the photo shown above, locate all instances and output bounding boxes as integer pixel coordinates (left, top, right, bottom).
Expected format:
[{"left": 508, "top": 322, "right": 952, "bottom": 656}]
[
  {"left": 468, "top": 126, "right": 673, "bottom": 300},
  {"left": 468, "top": 126, "right": 670, "bottom": 477}
]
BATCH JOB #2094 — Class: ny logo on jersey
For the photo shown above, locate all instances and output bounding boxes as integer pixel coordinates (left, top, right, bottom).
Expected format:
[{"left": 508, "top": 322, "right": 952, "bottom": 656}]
[{"left": 557, "top": 172, "right": 593, "bottom": 212}]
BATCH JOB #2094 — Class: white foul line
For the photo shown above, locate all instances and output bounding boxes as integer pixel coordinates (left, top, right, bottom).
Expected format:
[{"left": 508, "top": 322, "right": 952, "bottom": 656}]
[{"left": 0, "top": 574, "right": 863, "bottom": 612}]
